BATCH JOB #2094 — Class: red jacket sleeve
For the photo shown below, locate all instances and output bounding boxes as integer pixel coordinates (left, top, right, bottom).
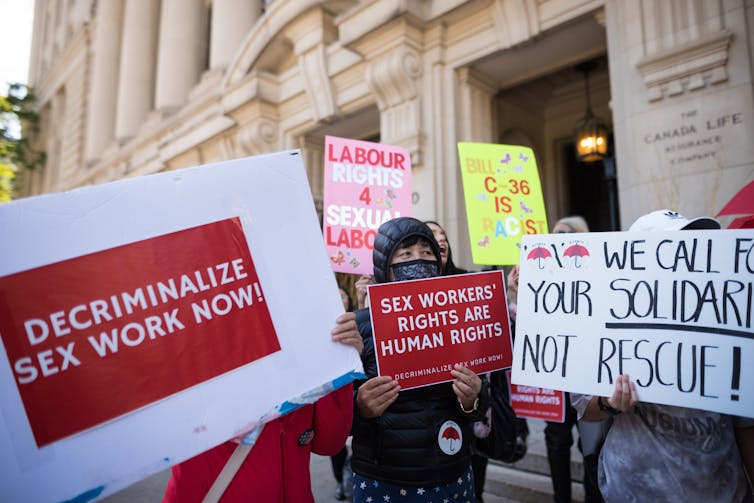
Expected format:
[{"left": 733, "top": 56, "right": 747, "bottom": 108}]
[{"left": 310, "top": 383, "right": 354, "bottom": 456}]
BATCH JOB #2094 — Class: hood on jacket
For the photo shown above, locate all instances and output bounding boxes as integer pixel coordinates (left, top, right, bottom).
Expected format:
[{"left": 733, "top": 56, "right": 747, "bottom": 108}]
[{"left": 373, "top": 217, "right": 442, "bottom": 284}]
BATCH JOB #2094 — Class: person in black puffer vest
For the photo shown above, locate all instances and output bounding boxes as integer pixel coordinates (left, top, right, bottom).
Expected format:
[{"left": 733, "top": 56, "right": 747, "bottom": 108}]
[{"left": 351, "top": 217, "right": 489, "bottom": 503}]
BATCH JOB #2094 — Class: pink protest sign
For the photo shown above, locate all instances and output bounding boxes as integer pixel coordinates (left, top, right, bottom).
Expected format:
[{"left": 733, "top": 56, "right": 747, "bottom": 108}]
[{"left": 323, "top": 136, "right": 412, "bottom": 275}]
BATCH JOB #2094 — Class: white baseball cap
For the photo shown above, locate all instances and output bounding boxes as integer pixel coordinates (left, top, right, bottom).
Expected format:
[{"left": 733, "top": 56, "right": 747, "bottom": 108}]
[{"left": 629, "top": 209, "right": 720, "bottom": 232}]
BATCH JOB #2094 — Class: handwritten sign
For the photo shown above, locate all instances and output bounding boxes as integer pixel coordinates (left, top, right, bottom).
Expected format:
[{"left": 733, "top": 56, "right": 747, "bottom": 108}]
[
  {"left": 507, "top": 370, "right": 565, "bottom": 422},
  {"left": 457, "top": 142, "right": 548, "bottom": 266},
  {"left": 368, "top": 271, "right": 512, "bottom": 389},
  {"left": 511, "top": 230, "right": 754, "bottom": 417},
  {"left": 323, "top": 136, "right": 412, "bottom": 274},
  {"left": 0, "top": 151, "right": 364, "bottom": 503}
]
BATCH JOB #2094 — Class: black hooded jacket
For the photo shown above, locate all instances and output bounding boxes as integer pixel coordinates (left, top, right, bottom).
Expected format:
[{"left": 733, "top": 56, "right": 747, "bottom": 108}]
[{"left": 351, "top": 217, "right": 489, "bottom": 487}]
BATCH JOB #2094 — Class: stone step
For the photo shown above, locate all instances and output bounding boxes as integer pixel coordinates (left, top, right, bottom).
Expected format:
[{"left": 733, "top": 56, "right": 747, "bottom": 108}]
[
  {"left": 484, "top": 462, "right": 585, "bottom": 503},
  {"left": 482, "top": 419, "right": 586, "bottom": 503}
]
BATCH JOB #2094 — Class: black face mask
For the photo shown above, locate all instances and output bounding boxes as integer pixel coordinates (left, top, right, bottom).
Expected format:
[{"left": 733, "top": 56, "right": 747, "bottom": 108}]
[{"left": 391, "top": 259, "right": 439, "bottom": 281}]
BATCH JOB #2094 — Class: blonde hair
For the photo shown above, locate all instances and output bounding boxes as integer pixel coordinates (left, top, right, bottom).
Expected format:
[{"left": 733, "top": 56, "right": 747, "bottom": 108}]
[{"left": 554, "top": 215, "right": 589, "bottom": 233}]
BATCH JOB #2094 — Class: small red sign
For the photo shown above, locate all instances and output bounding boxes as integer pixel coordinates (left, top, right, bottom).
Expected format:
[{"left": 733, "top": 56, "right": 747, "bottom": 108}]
[
  {"left": 0, "top": 217, "right": 280, "bottom": 447},
  {"left": 368, "top": 271, "right": 512, "bottom": 389},
  {"left": 507, "top": 370, "right": 566, "bottom": 422}
]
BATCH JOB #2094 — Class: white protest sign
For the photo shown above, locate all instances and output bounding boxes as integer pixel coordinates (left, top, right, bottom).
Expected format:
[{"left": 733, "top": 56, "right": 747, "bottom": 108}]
[
  {"left": 0, "top": 151, "right": 363, "bottom": 502},
  {"left": 511, "top": 230, "right": 754, "bottom": 417}
]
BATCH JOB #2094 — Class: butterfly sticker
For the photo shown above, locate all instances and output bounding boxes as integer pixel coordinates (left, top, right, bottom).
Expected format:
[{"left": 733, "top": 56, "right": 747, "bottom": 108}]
[
  {"left": 477, "top": 235, "right": 490, "bottom": 247},
  {"left": 513, "top": 165, "right": 524, "bottom": 173},
  {"left": 349, "top": 257, "right": 361, "bottom": 268},
  {"left": 331, "top": 251, "right": 345, "bottom": 265},
  {"left": 385, "top": 188, "right": 397, "bottom": 200},
  {"left": 500, "top": 153, "right": 511, "bottom": 165},
  {"left": 477, "top": 193, "right": 488, "bottom": 202},
  {"left": 376, "top": 198, "right": 384, "bottom": 205},
  {"left": 518, "top": 152, "right": 529, "bottom": 162},
  {"left": 520, "top": 201, "right": 533, "bottom": 214}
]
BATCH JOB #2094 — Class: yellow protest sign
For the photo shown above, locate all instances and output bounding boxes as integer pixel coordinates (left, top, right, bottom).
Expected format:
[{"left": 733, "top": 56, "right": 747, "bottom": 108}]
[{"left": 457, "top": 142, "right": 548, "bottom": 265}]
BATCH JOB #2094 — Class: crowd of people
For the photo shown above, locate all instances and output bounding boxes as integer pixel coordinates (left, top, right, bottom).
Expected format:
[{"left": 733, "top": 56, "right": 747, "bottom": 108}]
[{"left": 162, "top": 210, "right": 753, "bottom": 503}]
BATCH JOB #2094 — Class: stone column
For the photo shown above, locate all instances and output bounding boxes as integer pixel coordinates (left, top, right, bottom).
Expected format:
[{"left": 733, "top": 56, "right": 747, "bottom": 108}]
[
  {"left": 299, "top": 135, "right": 325, "bottom": 214},
  {"left": 114, "top": 0, "right": 160, "bottom": 142},
  {"left": 209, "top": 0, "right": 261, "bottom": 70},
  {"left": 457, "top": 68, "right": 496, "bottom": 143},
  {"left": 85, "top": 0, "right": 124, "bottom": 162},
  {"left": 452, "top": 68, "right": 496, "bottom": 265},
  {"left": 154, "top": 0, "right": 208, "bottom": 111}
]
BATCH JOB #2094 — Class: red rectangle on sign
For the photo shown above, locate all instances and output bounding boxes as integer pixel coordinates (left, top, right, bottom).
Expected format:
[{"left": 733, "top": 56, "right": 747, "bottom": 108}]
[
  {"left": 0, "top": 217, "right": 280, "bottom": 447},
  {"left": 368, "top": 271, "right": 512, "bottom": 390},
  {"left": 507, "top": 370, "right": 566, "bottom": 422}
]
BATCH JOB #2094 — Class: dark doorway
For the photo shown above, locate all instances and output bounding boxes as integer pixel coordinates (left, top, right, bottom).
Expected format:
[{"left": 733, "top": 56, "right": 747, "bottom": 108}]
[{"left": 562, "top": 139, "right": 620, "bottom": 231}]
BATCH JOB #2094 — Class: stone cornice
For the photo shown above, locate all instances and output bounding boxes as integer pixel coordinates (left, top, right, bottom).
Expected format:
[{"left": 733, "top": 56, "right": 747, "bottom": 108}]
[
  {"left": 73, "top": 97, "right": 237, "bottom": 187},
  {"left": 636, "top": 30, "right": 733, "bottom": 101},
  {"left": 223, "top": 0, "right": 351, "bottom": 87},
  {"left": 337, "top": 0, "right": 426, "bottom": 47},
  {"left": 538, "top": 0, "right": 604, "bottom": 31},
  {"left": 346, "top": 14, "right": 424, "bottom": 59},
  {"left": 222, "top": 70, "right": 280, "bottom": 112}
]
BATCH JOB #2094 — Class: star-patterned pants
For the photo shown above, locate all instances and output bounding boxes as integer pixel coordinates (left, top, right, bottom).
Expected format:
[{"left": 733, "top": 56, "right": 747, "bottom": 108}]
[{"left": 352, "top": 466, "right": 474, "bottom": 503}]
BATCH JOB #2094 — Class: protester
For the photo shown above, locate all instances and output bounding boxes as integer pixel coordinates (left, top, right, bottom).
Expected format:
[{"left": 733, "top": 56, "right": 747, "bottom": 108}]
[
  {"left": 162, "top": 311, "right": 363, "bottom": 503},
  {"left": 426, "top": 219, "right": 491, "bottom": 503},
  {"left": 509, "top": 215, "right": 604, "bottom": 503},
  {"left": 331, "top": 285, "right": 355, "bottom": 501},
  {"left": 351, "top": 217, "right": 489, "bottom": 502},
  {"left": 572, "top": 209, "right": 754, "bottom": 502},
  {"left": 425, "top": 220, "right": 469, "bottom": 275},
  {"left": 354, "top": 221, "right": 468, "bottom": 310}
]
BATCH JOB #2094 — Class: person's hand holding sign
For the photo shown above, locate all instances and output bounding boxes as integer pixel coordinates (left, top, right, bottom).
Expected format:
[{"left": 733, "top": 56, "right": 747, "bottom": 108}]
[
  {"left": 355, "top": 274, "right": 374, "bottom": 309},
  {"left": 357, "top": 376, "right": 401, "bottom": 418},
  {"left": 582, "top": 374, "right": 638, "bottom": 420},
  {"left": 451, "top": 364, "right": 482, "bottom": 413},
  {"left": 331, "top": 312, "right": 363, "bottom": 355},
  {"left": 606, "top": 374, "right": 638, "bottom": 413},
  {"left": 507, "top": 265, "right": 520, "bottom": 301}
]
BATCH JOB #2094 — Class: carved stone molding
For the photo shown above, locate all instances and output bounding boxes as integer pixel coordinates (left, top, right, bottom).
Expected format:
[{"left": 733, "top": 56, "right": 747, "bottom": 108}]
[
  {"left": 491, "top": 0, "right": 540, "bottom": 48},
  {"left": 636, "top": 30, "right": 733, "bottom": 101},
  {"left": 365, "top": 45, "right": 422, "bottom": 110},
  {"left": 287, "top": 7, "right": 339, "bottom": 123},
  {"left": 297, "top": 45, "right": 338, "bottom": 122},
  {"left": 237, "top": 116, "right": 279, "bottom": 155},
  {"left": 365, "top": 44, "right": 424, "bottom": 164}
]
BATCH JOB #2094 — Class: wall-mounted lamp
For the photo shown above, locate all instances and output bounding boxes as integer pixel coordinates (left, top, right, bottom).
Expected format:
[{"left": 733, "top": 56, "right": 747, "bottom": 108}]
[{"left": 574, "top": 61, "right": 608, "bottom": 163}]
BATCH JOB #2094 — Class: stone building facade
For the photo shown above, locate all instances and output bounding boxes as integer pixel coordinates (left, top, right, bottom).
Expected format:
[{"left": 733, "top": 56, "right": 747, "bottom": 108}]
[{"left": 22, "top": 0, "right": 754, "bottom": 268}]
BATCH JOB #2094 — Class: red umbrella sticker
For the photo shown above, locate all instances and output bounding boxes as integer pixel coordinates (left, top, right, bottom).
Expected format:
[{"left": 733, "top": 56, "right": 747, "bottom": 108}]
[
  {"left": 527, "top": 245, "right": 552, "bottom": 269},
  {"left": 564, "top": 243, "right": 590, "bottom": 268},
  {"left": 438, "top": 420, "right": 462, "bottom": 455}
]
